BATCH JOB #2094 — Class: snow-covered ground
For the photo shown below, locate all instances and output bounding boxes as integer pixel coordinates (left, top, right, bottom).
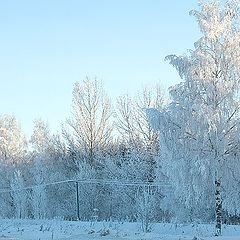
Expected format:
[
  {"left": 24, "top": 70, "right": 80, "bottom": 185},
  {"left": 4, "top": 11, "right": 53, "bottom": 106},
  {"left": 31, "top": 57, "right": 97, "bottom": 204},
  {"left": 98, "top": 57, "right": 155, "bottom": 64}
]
[{"left": 0, "top": 219, "right": 239, "bottom": 240}]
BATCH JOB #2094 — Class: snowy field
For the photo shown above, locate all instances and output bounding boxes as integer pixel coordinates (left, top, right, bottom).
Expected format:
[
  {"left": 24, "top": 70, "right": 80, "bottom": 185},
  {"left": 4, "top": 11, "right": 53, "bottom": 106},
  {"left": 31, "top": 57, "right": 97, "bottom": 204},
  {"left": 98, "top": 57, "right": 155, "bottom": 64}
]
[{"left": 0, "top": 219, "right": 239, "bottom": 240}]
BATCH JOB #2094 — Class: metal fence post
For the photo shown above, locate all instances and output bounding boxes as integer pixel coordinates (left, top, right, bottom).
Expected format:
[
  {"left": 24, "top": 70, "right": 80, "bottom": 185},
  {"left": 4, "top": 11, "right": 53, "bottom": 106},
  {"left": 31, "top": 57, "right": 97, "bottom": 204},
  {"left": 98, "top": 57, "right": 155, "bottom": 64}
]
[{"left": 76, "top": 181, "right": 80, "bottom": 220}]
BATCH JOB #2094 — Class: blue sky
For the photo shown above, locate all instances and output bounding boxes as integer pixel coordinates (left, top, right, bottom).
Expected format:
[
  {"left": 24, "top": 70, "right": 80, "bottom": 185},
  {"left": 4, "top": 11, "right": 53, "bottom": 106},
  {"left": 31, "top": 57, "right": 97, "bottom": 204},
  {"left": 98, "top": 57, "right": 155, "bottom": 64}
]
[{"left": 0, "top": 0, "right": 200, "bottom": 136}]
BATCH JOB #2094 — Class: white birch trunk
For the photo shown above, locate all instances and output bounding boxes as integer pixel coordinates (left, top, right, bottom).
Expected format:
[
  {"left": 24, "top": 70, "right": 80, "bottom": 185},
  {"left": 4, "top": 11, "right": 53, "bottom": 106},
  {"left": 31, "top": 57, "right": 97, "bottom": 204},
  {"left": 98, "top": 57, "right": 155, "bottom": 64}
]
[{"left": 215, "top": 179, "right": 222, "bottom": 236}]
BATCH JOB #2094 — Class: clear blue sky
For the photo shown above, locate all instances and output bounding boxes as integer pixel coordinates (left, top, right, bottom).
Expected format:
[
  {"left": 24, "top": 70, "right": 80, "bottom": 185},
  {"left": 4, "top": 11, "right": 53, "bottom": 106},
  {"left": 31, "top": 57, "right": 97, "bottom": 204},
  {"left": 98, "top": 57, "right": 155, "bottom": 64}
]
[{"left": 0, "top": 0, "right": 200, "bottom": 136}]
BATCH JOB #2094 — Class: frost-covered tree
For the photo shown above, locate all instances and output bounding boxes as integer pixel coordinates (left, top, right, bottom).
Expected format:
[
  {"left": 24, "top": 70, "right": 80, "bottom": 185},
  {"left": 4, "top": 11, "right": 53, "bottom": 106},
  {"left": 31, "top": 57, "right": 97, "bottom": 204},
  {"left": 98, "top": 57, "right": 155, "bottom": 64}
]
[
  {"left": 29, "top": 119, "right": 52, "bottom": 219},
  {"left": 62, "top": 78, "right": 113, "bottom": 219},
  {"left": 0, "top": 115, "right": 26, "bottom": 164},
  {"left": 116, "top": 84, "right": 164, "bottom": 181},
  {"left": 0, "top": 115, "right": 27, "bottom": 218},
  {"left": 136, "top": 185, "right": 158, "bottom": 232},
  {"left": 30, "top": 157, "right": 47, "bottom": 219},
  {"left": 30, "top": 118, "right": 52, "bottom": 154},
  {"left": 148, "top": 0, "right": 240, "bottom": 235},
  {"left": 10, "top": 170, "right": 27, "bottom": 219},
  {"left": 113, "top": 85, "right": 165, "bottom": 224},
  {"left": 65, "top": 78, "right": 112, "bottom": 169},
  {"left": 116, "top": 85, "right": 163, "bottom": 151}
]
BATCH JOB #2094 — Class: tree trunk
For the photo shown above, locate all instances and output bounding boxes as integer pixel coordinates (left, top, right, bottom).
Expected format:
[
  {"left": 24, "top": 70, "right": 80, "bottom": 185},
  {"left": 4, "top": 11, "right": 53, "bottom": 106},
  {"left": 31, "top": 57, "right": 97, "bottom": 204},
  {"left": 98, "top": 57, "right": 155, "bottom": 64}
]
[{"left": 215, "top": 179, "right": 222, "bottom": 236}]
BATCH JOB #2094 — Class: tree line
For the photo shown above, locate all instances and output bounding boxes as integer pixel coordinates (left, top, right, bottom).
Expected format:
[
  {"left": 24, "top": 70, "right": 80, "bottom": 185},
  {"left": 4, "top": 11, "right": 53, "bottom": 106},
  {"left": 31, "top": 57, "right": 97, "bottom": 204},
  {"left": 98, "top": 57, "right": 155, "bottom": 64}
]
[{"left": 0, "top": 79, "right": 164, "bottom": 231}]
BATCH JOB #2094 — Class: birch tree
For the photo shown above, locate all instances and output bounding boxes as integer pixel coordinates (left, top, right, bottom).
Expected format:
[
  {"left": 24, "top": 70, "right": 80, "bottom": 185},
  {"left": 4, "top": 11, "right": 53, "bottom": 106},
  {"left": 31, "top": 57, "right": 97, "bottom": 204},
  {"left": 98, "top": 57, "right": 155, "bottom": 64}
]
[{"left": 148, "top": 0, "right": 240, "bottom": 235}]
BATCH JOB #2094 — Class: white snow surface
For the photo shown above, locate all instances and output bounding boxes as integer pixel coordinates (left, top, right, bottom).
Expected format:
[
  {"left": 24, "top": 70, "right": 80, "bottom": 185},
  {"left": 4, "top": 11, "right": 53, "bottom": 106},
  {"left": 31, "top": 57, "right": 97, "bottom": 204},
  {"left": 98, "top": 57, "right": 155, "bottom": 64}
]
[{"left": 0, "top": 219, "right": 239, "bottom": 240}]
